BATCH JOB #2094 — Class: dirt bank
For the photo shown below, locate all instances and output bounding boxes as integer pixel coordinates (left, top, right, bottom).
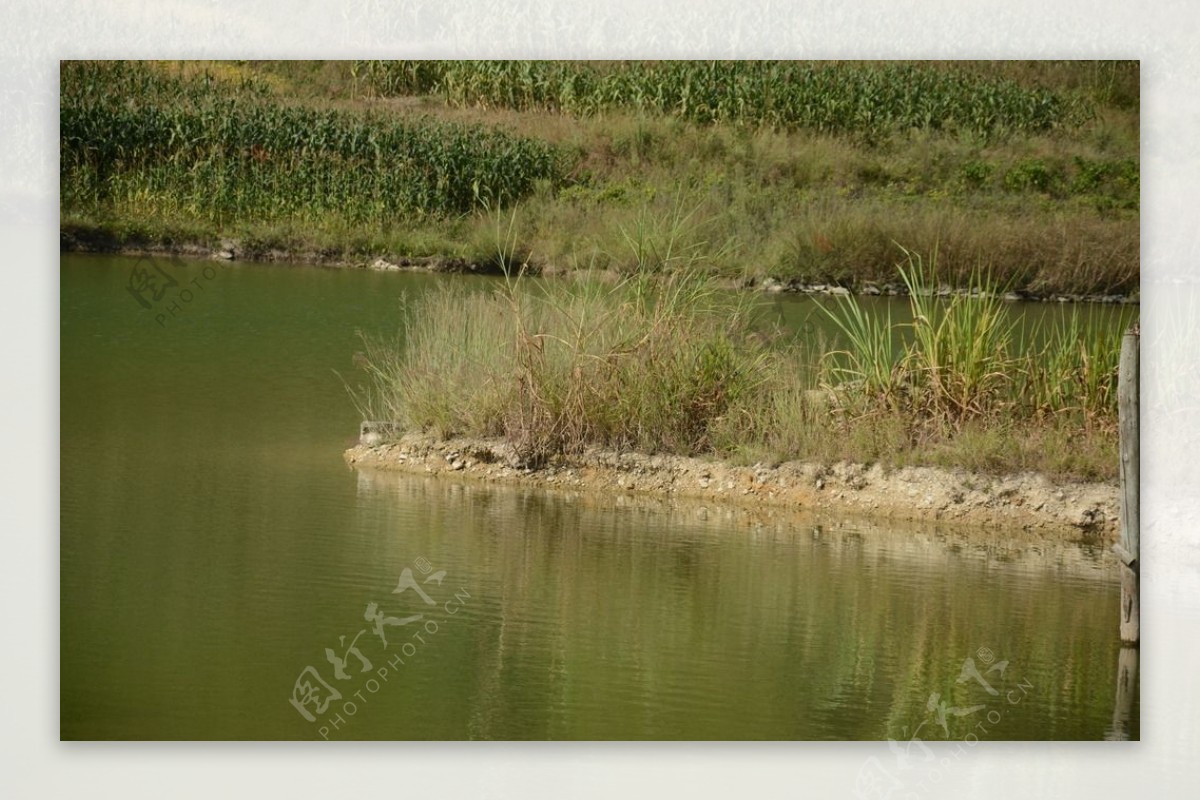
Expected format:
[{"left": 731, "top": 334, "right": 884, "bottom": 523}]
[
  {"left": 59, "top": 226, "right": 491, "bottom": 275},
  {"left": 344, "top": 433, "right": 1120, "bottom": 542},
  {"left": 60, "top": 228, "right": 1139, "bottom": 305}
]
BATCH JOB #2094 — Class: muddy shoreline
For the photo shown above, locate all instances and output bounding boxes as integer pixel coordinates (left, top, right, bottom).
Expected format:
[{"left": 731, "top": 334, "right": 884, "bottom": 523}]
[
  {"left": 345, "top": 433, "right": 1120, "bottom": 542},
  {"left": 61, "top": 229, "right": 1139, "bottom": 305}
]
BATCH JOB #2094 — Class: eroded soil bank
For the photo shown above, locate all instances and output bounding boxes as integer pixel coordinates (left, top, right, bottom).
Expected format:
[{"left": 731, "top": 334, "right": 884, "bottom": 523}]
[
  {"left": 345, "top": 433, "right": 1120, "bottom": 543},
  {"left": 59, "top": 232, "right": 1138, "bottom": 304}
]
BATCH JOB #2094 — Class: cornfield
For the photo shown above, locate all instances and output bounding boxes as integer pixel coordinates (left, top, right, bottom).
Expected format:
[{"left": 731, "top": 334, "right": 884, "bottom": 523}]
[
  {"left": 358, "top": 60, "right": 1091, "bottom": 140},
  {"left": 61, "top": 61, "right": 566, "bottom": 225}
]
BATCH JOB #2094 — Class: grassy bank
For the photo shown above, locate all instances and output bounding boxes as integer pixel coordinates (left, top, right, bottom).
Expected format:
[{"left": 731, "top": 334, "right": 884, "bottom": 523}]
[
  {"left": 62, "top": 60, "right": 1139, "bottom": 297},
  {"left": 349, "top": 258, "right": 1131, "bottom": 481}
]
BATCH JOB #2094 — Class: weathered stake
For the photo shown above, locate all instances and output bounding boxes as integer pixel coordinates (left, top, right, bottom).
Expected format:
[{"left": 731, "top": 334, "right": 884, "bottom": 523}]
[{"left": 1116, "top": 327, "right": 1139, "bottom": 645}]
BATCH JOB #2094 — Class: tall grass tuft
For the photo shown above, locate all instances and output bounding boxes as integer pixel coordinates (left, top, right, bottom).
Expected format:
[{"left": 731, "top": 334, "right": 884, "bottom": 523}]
[
  {"left": 895, "top": 247, "right": 1019, "bottom": 424},
  {"left": 351, "top": 268, "right": 775, "bottom": 466},
  {"left": 817, "top": 247, "right": 1129, "bottom": 432},
  {"left": 1015, "top": 305, "right": 1135, "bottom": 426},
  {"left": 351, "top": 251, "right": 1130, "bottom": 480},
  {"left": 816, "top": 293, "right": 902, "bottom": 413}
]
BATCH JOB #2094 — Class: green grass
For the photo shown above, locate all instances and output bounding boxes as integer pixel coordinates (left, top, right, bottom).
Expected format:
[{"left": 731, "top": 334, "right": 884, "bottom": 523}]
[
  {"left": 60, "top": 59, "right": 1139, "bottom": 481},
  {"left": 895, "top": 249, "right": 1020, "bottom": 423},
  {"left": 62, "top": 59, "right": 1139, "bottom": 298},
  {"left": 350, "top": 269, "right": 772, "bottom": 466},
  {"left": 814, "top": 248, "right": 1135, "bottom": 425},
  {"left": 350, "top": 257, "right": 1131, "bottom": 481}
]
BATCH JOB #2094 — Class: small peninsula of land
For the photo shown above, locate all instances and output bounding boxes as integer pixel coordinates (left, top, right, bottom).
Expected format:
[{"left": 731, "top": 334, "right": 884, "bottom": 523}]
[{"left": 346, "top": 433, "right": 1119, "bottom": 539}]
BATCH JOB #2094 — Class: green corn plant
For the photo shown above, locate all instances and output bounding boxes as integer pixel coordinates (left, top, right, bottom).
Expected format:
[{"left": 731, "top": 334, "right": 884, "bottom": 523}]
[
  {"left": 359, "top": 60, "right": 1084, "bottom": 141},
  {"left": 61, "top": 60, "right": 568, "bottom": 227}
]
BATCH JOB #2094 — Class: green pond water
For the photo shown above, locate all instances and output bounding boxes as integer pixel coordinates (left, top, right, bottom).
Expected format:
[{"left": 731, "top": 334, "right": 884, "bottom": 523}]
[{"left": 60, "top": 253, "right": 1137, "bottom": 740}]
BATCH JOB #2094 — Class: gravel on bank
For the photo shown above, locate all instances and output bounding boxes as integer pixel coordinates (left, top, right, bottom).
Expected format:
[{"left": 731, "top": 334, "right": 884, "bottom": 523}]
[
  {"left": 345, "top": 433, "right": 1120, "bottom": 542},
  {"left": 60, "top": 233, "right": 1139, "bottom": 305}
]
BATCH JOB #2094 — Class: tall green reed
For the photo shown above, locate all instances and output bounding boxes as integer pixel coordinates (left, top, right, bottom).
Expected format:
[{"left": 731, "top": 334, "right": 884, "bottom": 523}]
[{"left": 817, "top": 246, "right": 1124, "bottom": 429}]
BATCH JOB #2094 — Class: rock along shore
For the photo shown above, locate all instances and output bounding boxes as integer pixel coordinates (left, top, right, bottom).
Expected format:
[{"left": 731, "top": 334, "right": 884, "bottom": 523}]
[
  {"left": 61, "top": 231, "right": 1138, "bottom": 305},
  {"left": 345, "top": 433, "right": 1120, "bottom": 542}
]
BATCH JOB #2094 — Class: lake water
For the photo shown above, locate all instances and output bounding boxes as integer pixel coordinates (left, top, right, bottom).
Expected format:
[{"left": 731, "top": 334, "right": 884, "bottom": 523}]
[{"left": 60, "top": 253, "right": 1137, "bottom": 740}]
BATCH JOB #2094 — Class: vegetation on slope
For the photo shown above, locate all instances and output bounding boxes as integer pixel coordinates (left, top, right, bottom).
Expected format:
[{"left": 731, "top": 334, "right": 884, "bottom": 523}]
[{"left": 62, "top": 59, "right": 1139, "bottom": 297}]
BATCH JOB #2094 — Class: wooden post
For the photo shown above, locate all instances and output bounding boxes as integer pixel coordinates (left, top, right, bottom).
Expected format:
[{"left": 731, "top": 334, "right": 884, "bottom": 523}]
[{"left": 1115, "top": 327, "right": 1139, "bottom": 645}]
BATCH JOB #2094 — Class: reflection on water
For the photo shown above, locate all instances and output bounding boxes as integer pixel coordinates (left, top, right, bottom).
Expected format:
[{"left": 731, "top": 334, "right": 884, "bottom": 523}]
[
  {"left": 60, "top": 254, "right": 1136, "bottom": 740},
  {"left": 342, "top": 469, "right": 1132, "bottom": 741}
]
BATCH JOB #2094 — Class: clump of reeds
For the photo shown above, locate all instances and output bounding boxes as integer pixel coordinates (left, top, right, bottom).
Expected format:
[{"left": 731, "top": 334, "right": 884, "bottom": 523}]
[
  {"left": 348, "top": 236, "right": 1131, "bottom": 480},
  {"left": 817, "top": 246, "right": 1135, "bottom": 431},
  {"left": 350, "top": 260, "right": 774, "bottom": 466}
]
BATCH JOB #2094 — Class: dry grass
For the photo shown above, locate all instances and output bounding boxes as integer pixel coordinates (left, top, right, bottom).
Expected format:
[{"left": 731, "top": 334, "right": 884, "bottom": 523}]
[
  {"left": 350, "top": 259, "right": 1129, "bottom": 481},
  {"left": 350, "top": 268, "right": 774, "bottom": 467}
]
